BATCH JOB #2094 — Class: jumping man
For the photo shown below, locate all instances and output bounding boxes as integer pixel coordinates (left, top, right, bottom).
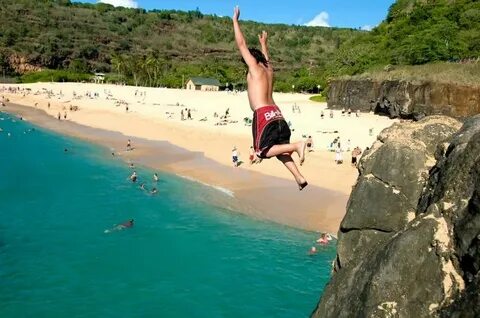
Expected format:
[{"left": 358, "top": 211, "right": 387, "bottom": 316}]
[{"left": 233, "top": 6, "right": 307, "bottom": 190}]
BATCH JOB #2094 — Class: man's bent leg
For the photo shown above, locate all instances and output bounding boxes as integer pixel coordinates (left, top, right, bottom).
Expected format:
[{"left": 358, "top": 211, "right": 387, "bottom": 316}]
[
  {"left": 276, "top": 154, "right": 308, "bottom": 190},
  {"left": 264, "top": 141, "right": 306, "bottom": 164}
]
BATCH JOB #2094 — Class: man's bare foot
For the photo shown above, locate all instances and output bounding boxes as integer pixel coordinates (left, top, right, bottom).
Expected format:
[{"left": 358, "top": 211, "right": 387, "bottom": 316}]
[
  {"left": 298, "top": 141, "right": 307, "bottom": 166},
  {"left": 298, "top": 181, "right": 308, "bottom": 191}
]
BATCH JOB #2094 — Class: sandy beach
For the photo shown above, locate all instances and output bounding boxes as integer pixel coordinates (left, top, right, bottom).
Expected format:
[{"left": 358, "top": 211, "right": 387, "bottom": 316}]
[{"left": 1, "top": 83, "right": 397, "bottom": 233}]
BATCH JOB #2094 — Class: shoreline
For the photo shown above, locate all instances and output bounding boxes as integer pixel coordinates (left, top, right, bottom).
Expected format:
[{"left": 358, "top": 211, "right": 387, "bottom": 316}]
[{"left": 2, "top": 102, "right": 349, "bottom": 233}]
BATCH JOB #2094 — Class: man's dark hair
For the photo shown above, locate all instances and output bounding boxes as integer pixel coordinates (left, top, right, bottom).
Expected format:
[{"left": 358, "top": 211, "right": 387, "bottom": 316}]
[{"left": 242, "top": 48, "right": 268, "bottom": 67}]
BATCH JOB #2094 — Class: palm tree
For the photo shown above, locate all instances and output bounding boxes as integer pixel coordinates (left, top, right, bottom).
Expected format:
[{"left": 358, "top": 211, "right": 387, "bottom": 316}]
[{"left": 110, "top": 54, "right": 124, "bottom": 75}]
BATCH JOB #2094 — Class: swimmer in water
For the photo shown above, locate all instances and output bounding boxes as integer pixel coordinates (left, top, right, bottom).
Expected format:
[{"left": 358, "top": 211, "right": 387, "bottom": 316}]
[
  {"left": 153, "top": 173, "right": 159, "bottom": 182},
  {"left": 104, "top": 219, "right": 134, "bottom": 233},
  {"left": 308, "top": 246, "right": 317, "bottom": 255},
  {"left": 150, "top": 187, "right": 158, "bottom": 195},
  {"left": 316, "top": 233, "right": 333, "bottom": 245},
  {"left": 130, "top": 171, "right": 137, "bottom": 183}
]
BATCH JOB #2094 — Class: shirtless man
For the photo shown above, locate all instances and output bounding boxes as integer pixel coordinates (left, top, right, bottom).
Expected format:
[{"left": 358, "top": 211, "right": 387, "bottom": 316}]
[{"left": 233, "top": 6, "right": 307, "bottom": 190}]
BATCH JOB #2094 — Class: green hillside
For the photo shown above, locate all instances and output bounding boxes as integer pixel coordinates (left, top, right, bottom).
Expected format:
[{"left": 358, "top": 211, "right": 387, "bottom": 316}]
[
  {"left": 0, "top": 0, "right": 359, "bottom": 91},
  {"left": 0, "top": 0, "right": 478, "bottom": 90},
  {"left": 327, "top": 0, "right": 480, "bottom": 79}
]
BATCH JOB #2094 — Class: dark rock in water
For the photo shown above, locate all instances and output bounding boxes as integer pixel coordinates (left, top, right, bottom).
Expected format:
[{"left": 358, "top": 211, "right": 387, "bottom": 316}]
[
  {"left": 311, "top": 115, "right": 480, "bottom": 317},
  {"left": 327, "top": 79, "right": 480, "bottom": 120}
]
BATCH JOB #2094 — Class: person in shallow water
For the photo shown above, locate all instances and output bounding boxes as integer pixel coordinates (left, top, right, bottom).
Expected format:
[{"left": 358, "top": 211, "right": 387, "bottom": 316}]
[
  {"left": 316, "top": 233, "right": 332, "bottom": 245},
  {"left": 104, "top": 219, "right": 134, "bottom": 233},
  {"left": 130, "top": 171, "right": 137, "bottom": 183},
  {"left": 233, "top": 6, "right": 307, "bottom": 190}
]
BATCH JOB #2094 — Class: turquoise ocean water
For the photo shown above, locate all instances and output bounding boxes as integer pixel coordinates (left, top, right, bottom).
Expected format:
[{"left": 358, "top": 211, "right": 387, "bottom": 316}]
[{"left": 0, "top": 112, "right": 335, "bottom": 317}]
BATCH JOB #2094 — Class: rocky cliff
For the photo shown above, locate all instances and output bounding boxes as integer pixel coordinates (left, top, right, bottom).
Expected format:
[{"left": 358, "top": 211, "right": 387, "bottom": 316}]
[
  {"left": 312, "top": 115, "right": 480, "bottom": 317},
  {"left": 7, "top": 54, "right": 42, "bottom": 74},
  {"left": 327, "top": 80, "right": 480, "bottom": 120}
]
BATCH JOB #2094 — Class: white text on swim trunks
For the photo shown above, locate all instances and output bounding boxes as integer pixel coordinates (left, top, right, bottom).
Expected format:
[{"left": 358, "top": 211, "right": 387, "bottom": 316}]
[{"left": 264, "top": 109, "right": 282, "bottom": 121}]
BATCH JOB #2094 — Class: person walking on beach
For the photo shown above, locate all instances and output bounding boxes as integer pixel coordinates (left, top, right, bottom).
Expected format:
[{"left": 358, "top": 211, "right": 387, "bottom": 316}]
[
  {"left": 351, "top": 146, "right": 362, "bottom": 167},
  {"left": 232, "top": 146, "right": 239, "bottom": 167},
  {"left": 306, "top": 136, "right": 314, "bottom": 152},
  {"left": 335, "top": 145, "right": 343, "bottom": 164},
  {"left": 233, "top": 6, "right": 307, "bottom": 190}
]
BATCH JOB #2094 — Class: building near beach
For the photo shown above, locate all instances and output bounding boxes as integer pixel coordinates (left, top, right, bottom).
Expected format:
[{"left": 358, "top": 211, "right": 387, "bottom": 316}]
[{"left": 186, "top": 77, "right": 221, "bottom": 91}]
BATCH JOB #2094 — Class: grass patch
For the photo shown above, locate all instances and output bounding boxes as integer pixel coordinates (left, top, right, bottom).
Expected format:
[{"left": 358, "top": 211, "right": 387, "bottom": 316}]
[{"left": 310, "top": 95, "right": 327, "bottom": 103}]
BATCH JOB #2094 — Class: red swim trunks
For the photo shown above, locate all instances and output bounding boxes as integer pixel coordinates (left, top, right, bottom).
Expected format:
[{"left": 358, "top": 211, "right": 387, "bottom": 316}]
[{"left": 252, "top": 105, "right": 291, "bottom": 158}]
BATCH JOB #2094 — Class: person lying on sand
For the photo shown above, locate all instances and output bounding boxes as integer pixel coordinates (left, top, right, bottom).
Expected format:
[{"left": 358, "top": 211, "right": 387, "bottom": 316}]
[{"left": 233, "top": 6, "right": 307, "bottom": 190}]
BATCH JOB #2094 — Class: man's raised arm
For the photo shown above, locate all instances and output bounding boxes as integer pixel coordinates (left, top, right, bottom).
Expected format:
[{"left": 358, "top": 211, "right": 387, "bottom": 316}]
[
  {"left": 258, "top": 31, "right": 269, "bottom": 62},
  {"left": 233, "top": 6, "right": 256, "bottom": 67}
]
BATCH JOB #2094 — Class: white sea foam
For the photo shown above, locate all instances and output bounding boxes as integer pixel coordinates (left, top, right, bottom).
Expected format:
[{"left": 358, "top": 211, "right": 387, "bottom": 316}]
[{"left": 179, "top": 175, "right": 235, "bottom": 197}]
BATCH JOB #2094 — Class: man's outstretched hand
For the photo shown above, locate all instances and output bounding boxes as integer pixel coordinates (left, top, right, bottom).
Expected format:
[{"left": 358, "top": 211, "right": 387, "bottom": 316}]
[
  {"left": 258, "top": 31, "right": 268, "bottom": 46},
  {"left": 233, "top": 6, "right": 240, "bottom": 21}
]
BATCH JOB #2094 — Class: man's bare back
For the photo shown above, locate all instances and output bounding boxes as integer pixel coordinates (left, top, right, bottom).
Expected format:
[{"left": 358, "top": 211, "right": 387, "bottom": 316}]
[{"left": 246, "top": 62, "right": 275, "bottom": 111}]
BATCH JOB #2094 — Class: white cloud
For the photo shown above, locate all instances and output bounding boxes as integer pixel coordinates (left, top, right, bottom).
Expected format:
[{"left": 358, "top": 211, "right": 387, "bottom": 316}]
[
  {"left": 361, "top": 25, "right": 374, "bottom": 31},
  {"left": 305, "top": 11, "right": 330, "bottom": 27},
  {"left": 98, "top": 0, "right": 138, "bottom": 8}
]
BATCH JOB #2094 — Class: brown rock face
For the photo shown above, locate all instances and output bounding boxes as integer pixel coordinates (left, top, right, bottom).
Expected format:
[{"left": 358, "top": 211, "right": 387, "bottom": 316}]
[
  {"left": 328, "top": 80, "right": 480, "bottom": 119},
  {"left": 7, "top": 54, "right": 42, "bottom": 74}
]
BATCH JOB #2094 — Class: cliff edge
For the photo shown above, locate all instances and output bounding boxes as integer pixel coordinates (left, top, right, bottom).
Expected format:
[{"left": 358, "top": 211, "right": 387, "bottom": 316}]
[
  {"left": 328, "top": 80, "right": 480, "bottom": 120},
  {"left": 312, "top": 115, "right": 480, "bottom": 317}
]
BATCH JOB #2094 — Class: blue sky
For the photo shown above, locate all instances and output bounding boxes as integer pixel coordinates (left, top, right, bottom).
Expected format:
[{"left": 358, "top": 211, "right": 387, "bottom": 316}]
[{"left": 80, "top": 0, "right": 396, "bottom": 30}]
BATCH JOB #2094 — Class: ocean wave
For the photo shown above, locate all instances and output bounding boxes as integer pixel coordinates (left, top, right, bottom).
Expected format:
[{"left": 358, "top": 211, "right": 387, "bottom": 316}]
[{"left": 179, "top": 175, "right": 235, "bottom": 197}]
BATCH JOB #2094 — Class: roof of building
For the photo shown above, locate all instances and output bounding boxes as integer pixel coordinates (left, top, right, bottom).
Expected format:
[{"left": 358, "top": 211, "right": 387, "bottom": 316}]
[{"left": 188, "top": 77, "right": 221, "bottom": 86}]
